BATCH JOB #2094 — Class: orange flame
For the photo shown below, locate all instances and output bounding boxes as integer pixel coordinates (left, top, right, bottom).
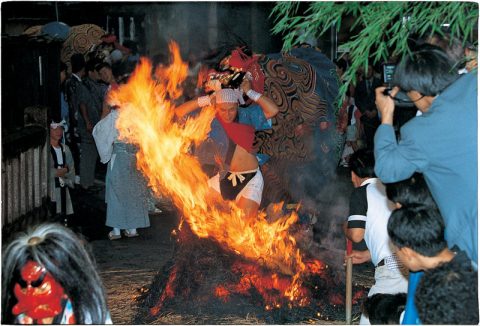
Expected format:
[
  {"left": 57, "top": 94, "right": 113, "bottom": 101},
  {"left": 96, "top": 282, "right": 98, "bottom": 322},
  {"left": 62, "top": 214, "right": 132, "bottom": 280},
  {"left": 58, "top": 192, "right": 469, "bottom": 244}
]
[
  {"left": 154, "top": 42, "right": 189, "bottom": 100},
  {"left": 108, "top": 41, "right": 320, "bottom": 307},
  {"left": 197, "top": 65, "right": 209, "bottom": 89}
]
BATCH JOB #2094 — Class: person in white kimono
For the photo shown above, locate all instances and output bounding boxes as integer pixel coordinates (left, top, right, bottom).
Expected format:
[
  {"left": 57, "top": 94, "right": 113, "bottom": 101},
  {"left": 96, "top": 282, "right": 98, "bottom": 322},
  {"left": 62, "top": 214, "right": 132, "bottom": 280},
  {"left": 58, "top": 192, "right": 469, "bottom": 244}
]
[{"left": 93, "top": 108, "right": 150, "bottom": 240}]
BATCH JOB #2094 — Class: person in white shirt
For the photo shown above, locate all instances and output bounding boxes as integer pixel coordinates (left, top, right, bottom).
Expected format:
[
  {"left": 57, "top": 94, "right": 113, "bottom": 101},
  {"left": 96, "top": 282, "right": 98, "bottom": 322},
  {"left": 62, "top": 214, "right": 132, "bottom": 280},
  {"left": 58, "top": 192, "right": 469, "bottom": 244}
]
[{"left": 344, "top": 149, "right": 409, "bottom": 324}]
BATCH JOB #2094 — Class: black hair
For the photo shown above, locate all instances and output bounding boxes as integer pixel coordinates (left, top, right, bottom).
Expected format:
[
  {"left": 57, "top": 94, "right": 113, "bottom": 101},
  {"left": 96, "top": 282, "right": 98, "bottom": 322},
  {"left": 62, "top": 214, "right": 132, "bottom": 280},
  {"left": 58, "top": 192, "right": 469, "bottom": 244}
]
[
  {"left": 362, "top": 292, "right": 407, "bottom": 324},
  {"left": 123, "top": 40, "right": 138, "bottom": 54},
  {"left": 392, "top": 47, "right": 459, "bottom": 96},
  {"left": 85, "top": 60, "right": 98, "bottom": 73},
  {"left": 414, "top": 29, "right": 466, "bottom": 66},
  {"left": 2, "top": 224, "right": 109, "bottom": 323},
  {"left": 334, "top": 58, "right": 348, "bottom": 72},
  {"left": 466, "top": 42, "right": 477, "bottom": 51},
  {"left": 202, "top": 31, "right": 251, "bottom": 71},
  {"left": 385, "top": 173, "right": 437, "bottom": 209},
  {"left": 349, "top": 148, "right": 375, "bottom": 178},
  {"left": 112, "top": 61, "right": 136, "bottom": 84},
  {"left": 387, "top": 205, "right": 448, "bottom": 257},
  {"left": 95, "top": 62, "right": 112, "bottom": 73},
  {"left": 70, "top": 53, "right": 85, "bottom": 74},
  {"left": 415, "top": 259, "right": 479, "bottom": 324}
]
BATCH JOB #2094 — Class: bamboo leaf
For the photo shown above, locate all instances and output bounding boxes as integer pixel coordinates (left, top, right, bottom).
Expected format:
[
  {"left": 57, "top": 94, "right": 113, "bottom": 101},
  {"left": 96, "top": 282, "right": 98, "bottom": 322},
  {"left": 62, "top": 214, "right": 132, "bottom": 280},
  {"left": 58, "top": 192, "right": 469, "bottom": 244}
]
[{"left": 271, "top": 1, "right": 479, "bottom": 106}]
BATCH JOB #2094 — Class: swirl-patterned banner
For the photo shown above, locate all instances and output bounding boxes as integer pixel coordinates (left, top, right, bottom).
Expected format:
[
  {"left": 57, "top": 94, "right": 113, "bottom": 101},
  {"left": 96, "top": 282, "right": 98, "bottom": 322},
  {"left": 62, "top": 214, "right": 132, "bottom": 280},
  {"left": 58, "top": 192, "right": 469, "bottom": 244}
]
[
  {"left": 251, "top": 46, "right": 341, "bottom": 205},
  {"left": 254, "top": 50, "right": 328, "bottom": 161},
  {"left": 61, "top": 24, "right": 105, "bottom": 64}
]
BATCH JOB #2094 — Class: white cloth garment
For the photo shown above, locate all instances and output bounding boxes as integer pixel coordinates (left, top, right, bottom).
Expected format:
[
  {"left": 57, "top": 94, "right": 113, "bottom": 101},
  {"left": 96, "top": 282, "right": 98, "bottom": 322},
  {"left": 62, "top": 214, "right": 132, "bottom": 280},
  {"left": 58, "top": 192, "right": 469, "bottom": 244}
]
[{"left": 92, "top": 110, "right": 119, "bottom": 163}]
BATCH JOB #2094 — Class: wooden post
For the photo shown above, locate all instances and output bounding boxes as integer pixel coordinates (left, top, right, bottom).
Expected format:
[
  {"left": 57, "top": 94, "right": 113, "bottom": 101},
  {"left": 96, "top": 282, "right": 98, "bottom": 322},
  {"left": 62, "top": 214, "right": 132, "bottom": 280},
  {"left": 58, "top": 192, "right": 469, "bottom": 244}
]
[{"left": 346, "top": 239, "right": 353, "bottom": 324}]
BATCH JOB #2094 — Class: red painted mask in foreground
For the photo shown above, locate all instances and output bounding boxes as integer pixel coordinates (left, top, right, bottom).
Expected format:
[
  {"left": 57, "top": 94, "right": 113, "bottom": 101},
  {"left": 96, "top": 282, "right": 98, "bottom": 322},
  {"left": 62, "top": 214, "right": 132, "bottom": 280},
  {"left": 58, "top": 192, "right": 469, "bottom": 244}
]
[{"left": 12, "top": 260, "right": 75, "bottom": 324}]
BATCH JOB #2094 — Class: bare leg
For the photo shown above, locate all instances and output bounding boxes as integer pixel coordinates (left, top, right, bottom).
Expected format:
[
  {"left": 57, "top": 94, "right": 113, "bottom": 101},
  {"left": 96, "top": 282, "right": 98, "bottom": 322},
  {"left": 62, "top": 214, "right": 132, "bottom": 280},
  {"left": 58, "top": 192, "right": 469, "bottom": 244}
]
[
  {"left": 203, "top": 187, "right": 235, "bottom": 220},
  {"left": 237, "top": 196, "right": 260, "bottom": 221}
]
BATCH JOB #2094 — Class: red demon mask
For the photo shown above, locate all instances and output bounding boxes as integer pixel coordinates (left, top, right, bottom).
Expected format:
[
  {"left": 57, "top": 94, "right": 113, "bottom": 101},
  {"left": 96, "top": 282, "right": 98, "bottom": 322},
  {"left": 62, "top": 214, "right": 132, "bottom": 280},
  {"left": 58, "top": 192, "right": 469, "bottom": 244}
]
[{"left": 12, "top": 260, "right": 73, "bottom": 324}]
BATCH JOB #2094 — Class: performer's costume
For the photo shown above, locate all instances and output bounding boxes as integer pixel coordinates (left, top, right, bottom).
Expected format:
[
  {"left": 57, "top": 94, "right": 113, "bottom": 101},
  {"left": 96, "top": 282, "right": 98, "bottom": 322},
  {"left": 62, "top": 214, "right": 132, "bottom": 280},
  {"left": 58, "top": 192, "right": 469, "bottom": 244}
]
[
  {"left": 202, "top": 45, "right": 340, "bottom": 206},
  {"left": 49, "top": 144, "right": 75, "bottom": 216},
  {"left": 200, "top": 89, "right": 272, "bottom": 205},
  {"left": 91, "top": 109, "right": 150, "bottom": 231},
  {"left": 48, "top": 121, "right": 75, "bottom": 225}
]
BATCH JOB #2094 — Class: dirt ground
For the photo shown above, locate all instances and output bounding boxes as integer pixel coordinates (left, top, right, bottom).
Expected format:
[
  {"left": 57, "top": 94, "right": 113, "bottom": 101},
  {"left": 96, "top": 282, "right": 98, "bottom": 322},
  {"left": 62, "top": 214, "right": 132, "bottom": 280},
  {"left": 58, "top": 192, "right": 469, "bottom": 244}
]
[
  {"left": 84, "top": 168, "right": 374, "bottom": 324},
  {"left": 90, "top": 207, "right": 178, "bottom": 324}
]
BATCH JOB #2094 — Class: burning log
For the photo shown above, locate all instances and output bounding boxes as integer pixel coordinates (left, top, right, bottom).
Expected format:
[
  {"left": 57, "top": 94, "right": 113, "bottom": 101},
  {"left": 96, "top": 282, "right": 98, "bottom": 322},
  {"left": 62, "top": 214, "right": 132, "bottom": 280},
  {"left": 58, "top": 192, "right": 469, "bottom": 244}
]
[{"left": 133, "top": 223, "right": 366, "bottom": 324}]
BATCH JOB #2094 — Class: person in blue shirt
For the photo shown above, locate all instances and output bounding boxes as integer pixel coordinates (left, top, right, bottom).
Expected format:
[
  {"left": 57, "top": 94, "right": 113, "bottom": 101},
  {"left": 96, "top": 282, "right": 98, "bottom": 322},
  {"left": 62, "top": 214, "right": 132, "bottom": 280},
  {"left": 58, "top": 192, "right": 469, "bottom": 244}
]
[
  {"left": 374, "top": 46, "right": 477, "bottom": 267},
  {"left": 387, "top": 205, "right": 477, "bottom": 324},
  {"left": 385, "top": 173, "right": 440, "bottom": 324},
  {"left": 415, "top": 248, "right": 478, "bottom": 325}
]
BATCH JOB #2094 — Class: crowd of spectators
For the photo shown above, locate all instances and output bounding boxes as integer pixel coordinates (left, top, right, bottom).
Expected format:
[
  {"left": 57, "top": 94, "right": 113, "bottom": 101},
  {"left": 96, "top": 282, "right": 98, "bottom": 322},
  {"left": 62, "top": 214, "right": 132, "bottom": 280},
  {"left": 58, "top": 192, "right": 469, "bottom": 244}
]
[
  {"left": 343, "top": 33, "right": 478, "bottom": 324},
  {"left": 55, "top": 35, "right": 160, "bottom": 239},
  {"left": 2, "top": 26, "right": 477, "bottom": 324}
]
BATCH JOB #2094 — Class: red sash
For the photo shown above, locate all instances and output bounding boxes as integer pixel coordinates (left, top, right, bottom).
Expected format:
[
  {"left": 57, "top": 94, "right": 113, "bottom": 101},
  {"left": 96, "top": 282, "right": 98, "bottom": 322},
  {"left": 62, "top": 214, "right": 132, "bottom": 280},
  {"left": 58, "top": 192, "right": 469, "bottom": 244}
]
[{"left": 216, "top": 114, "right": 255, "bottom": 153}]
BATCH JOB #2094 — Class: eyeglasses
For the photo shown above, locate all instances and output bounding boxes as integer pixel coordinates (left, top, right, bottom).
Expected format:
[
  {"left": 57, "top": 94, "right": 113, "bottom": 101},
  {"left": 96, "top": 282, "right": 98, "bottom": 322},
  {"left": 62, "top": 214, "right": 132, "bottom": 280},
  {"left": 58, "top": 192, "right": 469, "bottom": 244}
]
[{"left": 387, "top": 90, "right": 425, "bottom": 104}]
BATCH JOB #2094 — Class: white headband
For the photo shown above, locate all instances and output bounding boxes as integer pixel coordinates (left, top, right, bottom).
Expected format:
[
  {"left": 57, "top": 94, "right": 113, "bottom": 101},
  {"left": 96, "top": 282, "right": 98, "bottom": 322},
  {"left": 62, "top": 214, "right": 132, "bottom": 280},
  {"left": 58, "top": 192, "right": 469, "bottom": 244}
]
[
  {"left": 50, "top": 120, "right": 67, "bottom": 129},
  {"left": 215, "top": 88, "right": 245, "bottom": 105}
]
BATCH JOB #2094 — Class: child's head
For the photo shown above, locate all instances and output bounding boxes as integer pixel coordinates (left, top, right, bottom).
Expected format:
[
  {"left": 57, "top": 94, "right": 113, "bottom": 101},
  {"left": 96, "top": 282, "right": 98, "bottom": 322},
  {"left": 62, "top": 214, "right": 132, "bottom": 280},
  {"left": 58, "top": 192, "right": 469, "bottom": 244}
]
[
  {"left": 415, "top": 260, "right": 479, "bottom": 324},
  {"left": 349, "top": 149, "right": 375, "bottom": 187},
  {"left": 362, "top": 292, "right": 406, "bottom": 324},
  {"left": 385, "top": 173, "right": 437, "bottom": 209},
  {"left": 387, "top": 205, "right": 448, "bottom": 271}
]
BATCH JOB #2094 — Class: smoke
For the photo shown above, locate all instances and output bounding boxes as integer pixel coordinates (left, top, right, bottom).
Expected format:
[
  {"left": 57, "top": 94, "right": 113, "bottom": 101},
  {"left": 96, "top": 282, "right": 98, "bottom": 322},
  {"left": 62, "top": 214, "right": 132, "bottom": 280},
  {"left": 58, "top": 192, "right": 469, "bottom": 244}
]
[{"left": 278, "top": 128, "right": 352, "bottom": 273}]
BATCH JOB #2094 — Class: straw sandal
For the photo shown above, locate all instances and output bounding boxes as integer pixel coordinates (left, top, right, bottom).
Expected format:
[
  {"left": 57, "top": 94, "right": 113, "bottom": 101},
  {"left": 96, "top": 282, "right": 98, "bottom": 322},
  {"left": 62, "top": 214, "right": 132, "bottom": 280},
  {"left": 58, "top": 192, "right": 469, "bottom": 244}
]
[
  {"left": 123, "top": 230, "right": 139, "bottom": 238},
  {"left": 108, "top": 231, "right": 121, "bottom": 240}
]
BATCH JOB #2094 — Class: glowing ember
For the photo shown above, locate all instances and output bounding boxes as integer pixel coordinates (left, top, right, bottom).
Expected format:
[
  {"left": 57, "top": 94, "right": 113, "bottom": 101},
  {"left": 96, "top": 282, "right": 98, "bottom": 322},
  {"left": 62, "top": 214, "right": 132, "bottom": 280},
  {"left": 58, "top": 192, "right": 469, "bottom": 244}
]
[
  {"left": 214, "top": 286, "right": 230, "bottom": 302},
  {"left": 150, "top": 266, "right": 178, "bottom": 316},
  {"left": 107, "top": 41, "right": 328, "bottom": 308}
]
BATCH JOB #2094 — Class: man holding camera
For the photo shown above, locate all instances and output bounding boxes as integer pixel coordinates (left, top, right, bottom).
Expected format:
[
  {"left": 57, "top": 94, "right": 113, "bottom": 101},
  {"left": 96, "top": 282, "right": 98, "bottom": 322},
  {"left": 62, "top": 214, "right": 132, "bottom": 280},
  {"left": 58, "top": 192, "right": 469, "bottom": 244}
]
[{"left": 373, "top": 47, "right": 478, "bottom": 267}]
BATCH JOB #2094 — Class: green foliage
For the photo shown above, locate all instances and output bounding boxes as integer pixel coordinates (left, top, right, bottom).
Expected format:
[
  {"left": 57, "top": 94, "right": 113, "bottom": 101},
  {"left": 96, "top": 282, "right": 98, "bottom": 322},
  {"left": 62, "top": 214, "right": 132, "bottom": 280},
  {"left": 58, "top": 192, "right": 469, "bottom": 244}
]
[{"left": 271, "top": 1, "right": 478, "bottom": 103}]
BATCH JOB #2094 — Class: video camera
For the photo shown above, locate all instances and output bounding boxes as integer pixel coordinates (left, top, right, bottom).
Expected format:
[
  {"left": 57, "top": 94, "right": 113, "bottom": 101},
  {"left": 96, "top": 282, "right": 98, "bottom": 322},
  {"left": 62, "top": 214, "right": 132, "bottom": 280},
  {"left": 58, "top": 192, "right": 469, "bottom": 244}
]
[
  {"left": 380, "top": 63, "right": 418, "bottom": 131},
  {"left": 381, "top": 63, "right": 413, "bottom": 107},
  {"left": 382, "top": 63, "right": 396, "bottom": 94}
]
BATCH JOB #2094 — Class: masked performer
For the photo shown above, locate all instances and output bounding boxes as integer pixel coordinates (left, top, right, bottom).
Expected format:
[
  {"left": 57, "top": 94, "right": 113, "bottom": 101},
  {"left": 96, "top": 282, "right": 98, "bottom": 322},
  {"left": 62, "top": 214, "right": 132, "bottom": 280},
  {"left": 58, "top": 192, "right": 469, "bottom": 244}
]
[
  {"left": 176, "top": 78, "right": 279, "bottom": 219},
  {"left": 1, "top": 223, "right": 111, "bottom": 324}
]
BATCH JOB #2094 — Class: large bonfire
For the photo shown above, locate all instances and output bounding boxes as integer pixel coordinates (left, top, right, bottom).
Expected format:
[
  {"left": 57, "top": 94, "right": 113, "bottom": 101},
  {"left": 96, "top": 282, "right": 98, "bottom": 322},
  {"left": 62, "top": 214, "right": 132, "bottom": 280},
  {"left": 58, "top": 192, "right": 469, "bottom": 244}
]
[{"left": 107, "top": 42, "right": 363, "bottom": 322}]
